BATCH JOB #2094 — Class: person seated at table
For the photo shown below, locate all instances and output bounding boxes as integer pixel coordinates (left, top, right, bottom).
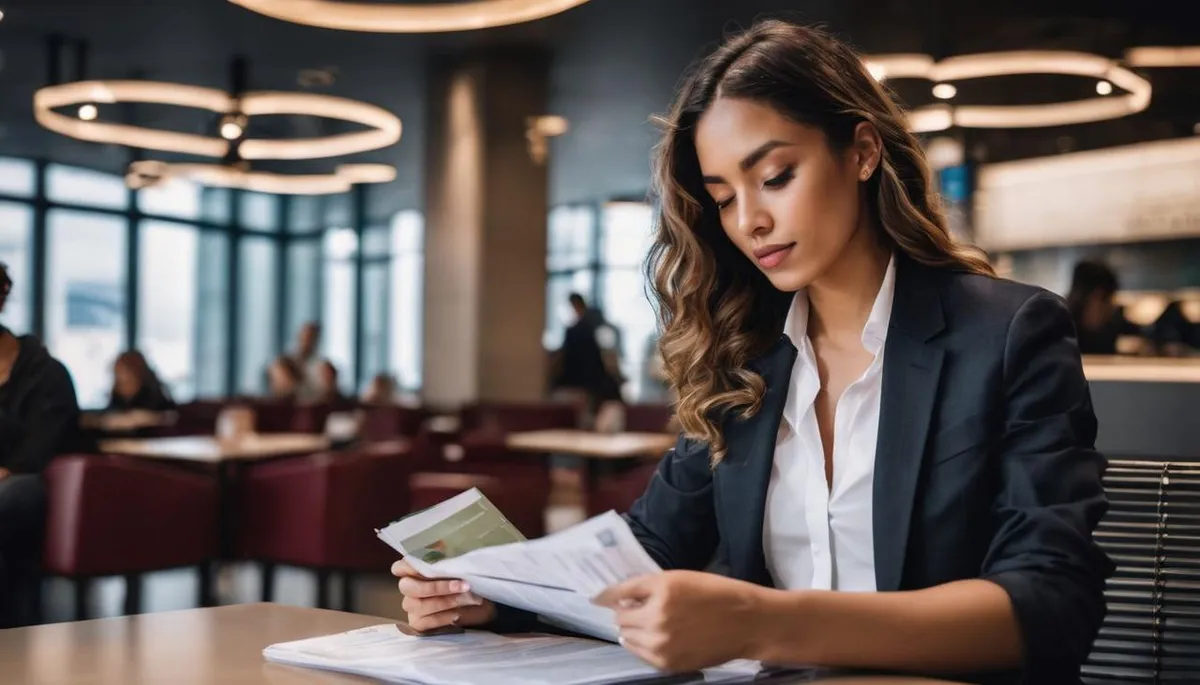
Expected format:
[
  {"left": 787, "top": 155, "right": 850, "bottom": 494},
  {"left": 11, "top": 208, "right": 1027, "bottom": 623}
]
[
  {"left": 361, "top": 373, "right": 399, "bottom": 406},
  {"left": 1065, "top": 260, "right": 1142, "bottom": 356},
  {"left": 393, "top": 21, "right": 1111, "bottom": 684},
  {"left": 0, "top": 262, "right": 80, "bottom": 627},
  {"left": 266, "top": 355, "right": 304, "bottom": 401},
  {"left": 107, "top": 350, "right": 175, "bottom": 412},
  {"left": 312, "top": 361, "right": 354, "bottom": 409}
]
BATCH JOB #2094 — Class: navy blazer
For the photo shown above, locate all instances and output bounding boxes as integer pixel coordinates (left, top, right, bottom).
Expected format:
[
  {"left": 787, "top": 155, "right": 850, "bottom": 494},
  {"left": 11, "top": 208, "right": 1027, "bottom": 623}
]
[{"left": 625, "top": 256, "right": 1113, "bottom": 684}]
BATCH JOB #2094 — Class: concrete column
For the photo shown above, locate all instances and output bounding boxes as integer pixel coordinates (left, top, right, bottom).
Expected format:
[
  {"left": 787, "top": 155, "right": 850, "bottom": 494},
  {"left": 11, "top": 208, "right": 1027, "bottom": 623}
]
[{"left": 422, "top": 51, "right": 550, "bottom": 406}]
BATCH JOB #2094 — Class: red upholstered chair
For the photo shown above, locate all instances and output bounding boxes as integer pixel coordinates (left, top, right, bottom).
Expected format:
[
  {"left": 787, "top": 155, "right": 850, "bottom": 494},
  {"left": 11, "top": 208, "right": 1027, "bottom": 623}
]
[
  {"left": 166, "top": 399, "right": 225, "bottom": 436},
  {"left": 585, "top": 460, "right": 659, "bottom": 518},
  {"left": 42, "top": 454, "right": 219, "bottom": 619},
  {"left": 360, "top": 405, "right": 427, "bottom": 442},
  {"left": 461, "top": 402, "right": 580, "bottom": 434},
  {"left": 252, "top": 401, "right": 332, "bottom": 434},
  {"left": 622, "top": 404, "right": 675, "bottom": 433},
  {"left": 236, "top": 442, "right": 418, "bottom": 610}
]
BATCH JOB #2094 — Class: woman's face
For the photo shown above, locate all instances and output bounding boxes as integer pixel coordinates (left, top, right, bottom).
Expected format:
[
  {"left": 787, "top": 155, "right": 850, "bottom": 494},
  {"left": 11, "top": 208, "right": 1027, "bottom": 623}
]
[
  {"left": 694, "top": 97, "right": 878, "bottom": 292},
  {"left": 113, "top": 360, "right": 141, "bottom": 399}
]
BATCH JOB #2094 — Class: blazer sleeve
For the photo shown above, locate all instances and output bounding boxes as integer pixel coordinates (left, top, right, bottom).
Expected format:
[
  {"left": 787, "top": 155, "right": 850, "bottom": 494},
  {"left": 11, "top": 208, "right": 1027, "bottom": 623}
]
[
  {"left": 624, "top": 432, "right": 720, "bottom": 571},
  {"left": 982, "top": 291, "right": 1114, "bottom": 681}
]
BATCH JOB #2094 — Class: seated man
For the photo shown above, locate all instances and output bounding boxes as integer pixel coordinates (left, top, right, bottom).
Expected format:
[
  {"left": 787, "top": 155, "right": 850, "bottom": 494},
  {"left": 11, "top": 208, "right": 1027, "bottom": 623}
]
[{"left": 0, "top": 263, "right": 80, "bottom": 627}]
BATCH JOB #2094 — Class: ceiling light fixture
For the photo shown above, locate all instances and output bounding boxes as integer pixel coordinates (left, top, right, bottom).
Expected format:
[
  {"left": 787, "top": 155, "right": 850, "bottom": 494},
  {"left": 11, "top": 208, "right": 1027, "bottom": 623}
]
[
  {"left": 78, "top": 104, "right": 98, "bottom": 121},
  {"left": 219, "top": 113, "right": 247, "bottom": 140},
  {"left": 1095, "top": 80, "right": 1113, "bottom": 95},
  {"left": 931, "top": 83, "right": 957, "bottom": 100},
  {"left": 226, "top": 0, "right": 592, "bottom": 33},
  {"left": 526, "top": 114, "right": 569, "bottom": 164},
  {"left": 34, "top": 79, "right": 402, "bottom": 160},
  {"left": 864, "top": 50, "right": 1152, "bottom": 133},
  {"left": 126, "top": 160, "right": 397, "bottom": 195},
  {"left": 1125, "top": 46, "right": 1200, "bottom": 68}
]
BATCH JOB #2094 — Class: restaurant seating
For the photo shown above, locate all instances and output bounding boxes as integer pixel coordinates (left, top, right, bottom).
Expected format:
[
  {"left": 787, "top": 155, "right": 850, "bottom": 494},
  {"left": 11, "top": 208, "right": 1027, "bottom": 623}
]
[
  {"left": 236, "top": 442, "right": 417, "bottom": 611},
  {"left": 621, "top": 403, "right": 674, "bottom": 433},
  {"left": 359, "top": 404, "right": 427, "bottom": 441},
  {"left": 1082, "top": 459, "right": 1200, "bottom": 683},
  {"left": 253, "top": 401, "right": 331, "bottom": 435},
  {"left": 460, "top": 401, "right": 581, "bottom": 434},
  {"left": 585, "top": 460, "right": 658, "bottom": 518},
  {"left": 165, "top": 399, "right": 225, "bottom": 436},
  {"left": 41, "top": 454, "right": 219, "bottom": 620}
]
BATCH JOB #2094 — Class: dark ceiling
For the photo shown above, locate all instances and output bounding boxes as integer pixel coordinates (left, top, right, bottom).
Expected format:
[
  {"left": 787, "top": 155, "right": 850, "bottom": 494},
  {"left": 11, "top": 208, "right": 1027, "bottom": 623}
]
[{"left": 0, "top": 0, "right": 1197, "bottom": 218}]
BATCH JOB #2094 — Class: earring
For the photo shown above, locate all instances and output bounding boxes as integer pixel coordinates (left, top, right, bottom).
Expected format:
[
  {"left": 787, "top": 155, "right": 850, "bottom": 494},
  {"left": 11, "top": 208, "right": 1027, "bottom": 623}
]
[{"left": 860, "top": 166, "right": 872, "bottom": 180}]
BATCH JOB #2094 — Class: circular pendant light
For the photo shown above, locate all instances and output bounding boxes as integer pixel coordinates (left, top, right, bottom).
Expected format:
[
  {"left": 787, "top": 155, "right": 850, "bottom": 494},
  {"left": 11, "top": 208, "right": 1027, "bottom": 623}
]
[
  {"left": 127, "top": 160, "right": 397, "bottom": 195},
  {"left": 227, "top": 0, "right": 593, "bottom": 33}
]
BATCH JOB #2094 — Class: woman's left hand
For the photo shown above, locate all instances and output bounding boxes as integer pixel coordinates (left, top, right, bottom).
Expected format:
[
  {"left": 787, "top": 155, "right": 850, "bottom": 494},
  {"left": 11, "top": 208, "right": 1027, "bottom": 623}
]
[{"left": 592, "top": 570, "right": 770, "bottom": 672}]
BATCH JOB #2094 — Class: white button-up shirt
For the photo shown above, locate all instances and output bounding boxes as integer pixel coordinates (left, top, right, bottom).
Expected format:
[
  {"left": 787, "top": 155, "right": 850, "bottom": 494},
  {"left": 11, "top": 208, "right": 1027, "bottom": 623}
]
[{"left": 762, "top": 256, "right": 896, "bottom": 592}]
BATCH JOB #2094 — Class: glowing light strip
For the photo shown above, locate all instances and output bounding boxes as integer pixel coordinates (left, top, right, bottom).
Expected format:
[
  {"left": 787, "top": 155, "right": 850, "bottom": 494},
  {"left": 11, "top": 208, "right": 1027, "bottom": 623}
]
[
  {"left": 34, "top": 80, "right": 402, "bottom": 160},
  {"left": 1126, "top": 46, "right": 1200, "bottom": 68},
  {"left": 864, "top": 50, "right": 1152, "bottom": 133},
  {"left": 227, "top": 0, "right": 592, "bottom": 33},
  {"left": 127, "top": 160, "right": 397, "bottom": 195}
]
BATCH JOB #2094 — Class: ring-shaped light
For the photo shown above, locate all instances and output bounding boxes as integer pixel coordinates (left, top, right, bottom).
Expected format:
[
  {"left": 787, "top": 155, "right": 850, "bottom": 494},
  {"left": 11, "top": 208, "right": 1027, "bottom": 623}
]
[
  {"left": 34, "top": 80, "right": 402, "bottom": 160},
  {"left": 127, "top": 160, "right": 397, "bottom": 195},
  {"left": 227, "top": 0, "right": 592, "bottom": 33},
  {"left": 864, "top": 51, "right": 1153, "bottom": 133}
]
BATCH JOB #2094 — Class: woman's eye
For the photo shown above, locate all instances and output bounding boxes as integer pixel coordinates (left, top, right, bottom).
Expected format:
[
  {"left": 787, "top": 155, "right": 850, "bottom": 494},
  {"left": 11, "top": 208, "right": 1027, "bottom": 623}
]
[
  {"left": 715, "top": 197, "right": 734, "bottom": 210},
  {"left": 763, "top": 167, "right": 795, "bottom": 188}
]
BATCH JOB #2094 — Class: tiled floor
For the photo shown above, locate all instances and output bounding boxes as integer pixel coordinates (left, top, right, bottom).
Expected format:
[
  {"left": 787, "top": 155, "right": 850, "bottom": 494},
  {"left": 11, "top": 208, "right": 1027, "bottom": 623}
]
[{"left": 37, "top": 487, "right": 588, "bottom": 625}]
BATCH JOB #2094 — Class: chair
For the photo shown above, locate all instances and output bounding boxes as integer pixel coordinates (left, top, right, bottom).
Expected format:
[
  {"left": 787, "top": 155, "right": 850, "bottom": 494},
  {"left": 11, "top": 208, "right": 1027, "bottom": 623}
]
[
  {"left": 42, "top": 454, "right": 219, "bottom": 620},
  {"left": 359, "top": 405, "right": 427, "bottom": 442},
  {"left": 237, "top": 443, "right": 418, "bottom": 611},
  {"left": 253, "top": 401, "right": 332, "bottom": 434},
  {"left": 1082, "top": 459, "right": 1200, "bottom": 683},
  {"left": 585, "top": 460, "right": 659, "bottom": 518},
  {"left": 166, "top": 399, "right": 225, "bottom": 436},
  {"left": 461, "top": 401, "right": 580, "bottom": 434},
  {"left": 622, "top": 404, "right": 675, "bottom": 433}
]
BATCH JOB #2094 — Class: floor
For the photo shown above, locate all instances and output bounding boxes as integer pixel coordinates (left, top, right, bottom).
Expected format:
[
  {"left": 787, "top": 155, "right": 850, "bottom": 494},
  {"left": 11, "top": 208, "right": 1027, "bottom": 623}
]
[{"left": 37, "top": 483, "right": 588, "bottom": 625}]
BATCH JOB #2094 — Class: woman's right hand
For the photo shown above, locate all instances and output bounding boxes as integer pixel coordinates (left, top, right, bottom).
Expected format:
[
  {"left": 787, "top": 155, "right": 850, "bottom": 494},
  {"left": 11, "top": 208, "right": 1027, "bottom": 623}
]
[{"left": 391, "top": 559, "right": 496, "bottom": 631}]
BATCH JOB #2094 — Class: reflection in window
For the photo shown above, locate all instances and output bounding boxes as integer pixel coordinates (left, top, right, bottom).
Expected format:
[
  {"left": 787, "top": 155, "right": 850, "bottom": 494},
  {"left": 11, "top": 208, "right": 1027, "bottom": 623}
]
[
  {"left": 0, "top": 202, "right": 34, "bottom": 334},
  {"left": 138, "top": 221, "right": 199, "bottom": 401},
  {"left": 390, "top": 211, "right": 423, "bottom": 391},
  {"left": 138, "top": 179, "right": 202, "bottom": 221},
  {"left": 0, "top": 157, "right": 36, "bottom": 197},
  {"left": 323, "top": 228, "right": 358, "bottom": 389},
  {"left": 237, "top": 237, "right": 279, "bottom": 394},
  {"left": 286, "top": 239, "right": 322, "bottom": 345},
  {"left": 599, "top": 202, "right": 657, "bottom": 401},
  {"left": 196, "top": 232, "right": 230, "bottom": 397},
  {"left": 46, "top": 210, "right": 128, "bottom": 408},
  {"left": 47, "top": 164, "right": 129, "bottom": 210}
]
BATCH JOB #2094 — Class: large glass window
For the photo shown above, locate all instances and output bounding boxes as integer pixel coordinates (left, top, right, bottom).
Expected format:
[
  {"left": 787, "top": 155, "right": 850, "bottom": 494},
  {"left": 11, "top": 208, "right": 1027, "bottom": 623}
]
[
  {"left": 139, "top": 179, "right": 202, "bottom": 221},
  {"left": 240, "top": 192, "right": 280, "bottom": 232},
  {"left": 361, "top": 262, "right": 389, "bottom": 391},
  {"left": 599, "top": 202, "right": 657, "bottom": 401},
  {"left": 237, "top": 237, "right": 279, "bottom": 394},
  {"left": 0, "top": 157, "right": 36, "bottom": 197},
  {"left": 138, "top": 221, "right": 199, "bottom": 401},
  {"left": 196, "top": 232, "right": 231, "bottom": 398},
  {"left": 544, "top": 205, "right": 597, "bottom": 350},
  {"left": 0, "top": 202, "right": 34, "bottom": 334},
  {"left": 46, "top": 210, "right": 128, "bottom": 408},
  {"left": 46, "top": 164, "right": 129, "bottom": 210},
  {"left": 322, "top": 228, "right": 358, "bottom": 387},
  {"left": 390, "top": 211, "right": 423, "bottom": 391},
  {"left": 286, "top": 239, "right": 322, "bottom": 345}
]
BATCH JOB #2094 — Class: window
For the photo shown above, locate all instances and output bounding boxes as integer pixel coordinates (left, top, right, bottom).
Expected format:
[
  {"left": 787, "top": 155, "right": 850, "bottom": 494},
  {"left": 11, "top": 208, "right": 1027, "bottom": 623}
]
[
  {"left": 46, "top": 210, "right": 128, "bottom": 408},
  {"left": 544, "top": 270, "right": 593, "bottom": 350},
  {"left": 286, "top": 239, "right": 322, "bottom": 345},
  {"left": 46, "top": 164, "right": 129, "bottom": 210},
  {"left": 237, "top": 237, "right": 279, "bottom": 394},
  {"left": 288, "top": 196, "right": 323, "bottom": 234},
  {"left": 240, "top": 192, "right": 279, "bottom": 232},
  {"left": 545, "top": 205, "right": 597, "bottom": 350},
  {"left": 201, "top": 187, "right": 232, "bottom": 225},
  {"left": 138, "top": 221, "right": 199, "bottom": 401},
  {"left": 323, "top": 228, "right": 358, "bottom": 387},
  {"left": 361, "top": 262, "right": 389, "bottom": 391},
  {"left": 139, "top": 178, "right": 202, "bottom": 220},
  {"left": 599, "top": 202, "right": 657, "bottom": 401},
  {"left": 0, "top": 157, "right": 36, "bottom": 197},
  {"left": 0, "top": 202, "right": 34, "bottom": 334},
  {"left": 196, "top": 232, "right": 230, "bottom": 398},
  {"left": 390, "top": 211, "right": 423, "bottom": 391}
]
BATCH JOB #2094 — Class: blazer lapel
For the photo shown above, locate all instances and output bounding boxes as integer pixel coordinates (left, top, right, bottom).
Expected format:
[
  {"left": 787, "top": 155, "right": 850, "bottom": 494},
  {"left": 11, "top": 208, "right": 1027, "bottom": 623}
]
[
  {"left": 716, "top": 335, "right": 796, "bottom": 587},
  {"left": 873, "top": 258, "right": 946, "bottom": 592}
]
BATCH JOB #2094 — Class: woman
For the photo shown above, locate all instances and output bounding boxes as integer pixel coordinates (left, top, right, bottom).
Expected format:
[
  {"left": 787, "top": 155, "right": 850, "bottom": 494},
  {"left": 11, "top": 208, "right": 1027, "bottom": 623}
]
[
  {"left": 108, "top": 350, "right": 174, "bottom": 412},
  {"left": 266, "top": 355, "right": 304, "bottom": 400},
  {"left": 1065, "top": 260, "right": 1139, "bottom": 355},
  {"left": 393, "top": 21, "right": 1111, "bottom": 683}
]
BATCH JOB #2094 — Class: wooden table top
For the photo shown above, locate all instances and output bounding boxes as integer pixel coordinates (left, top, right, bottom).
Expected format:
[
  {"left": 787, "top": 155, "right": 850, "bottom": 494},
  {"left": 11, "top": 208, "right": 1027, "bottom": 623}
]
[
  {"left": 81, "top": 410, "right": 179, "bottom": 432},
  {"left": 506, "top": 429, "right": 676, "bottom": 459},
  {"left": 0, "top": 603, "right": 967, "bottom": 685},
  {"left": 99, "top": 433, "right": 331, "bottom": 463}
]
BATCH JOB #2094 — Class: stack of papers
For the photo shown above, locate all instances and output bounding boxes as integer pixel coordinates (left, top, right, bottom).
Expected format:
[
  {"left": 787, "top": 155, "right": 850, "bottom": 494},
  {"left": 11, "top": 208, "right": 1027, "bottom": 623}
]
[
  {"left": 264, "top": 624, "right": 762, "bottom": 685},
  {"left": 376, "top": 489, "right": 663, "bottom": 641}
]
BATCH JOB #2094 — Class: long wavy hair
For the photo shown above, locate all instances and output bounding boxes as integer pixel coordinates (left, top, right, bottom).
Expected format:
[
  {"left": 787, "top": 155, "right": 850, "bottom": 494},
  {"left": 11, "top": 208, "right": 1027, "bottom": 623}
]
[{"left": 648, "top": 21, "right": 994, "bottom": 465}]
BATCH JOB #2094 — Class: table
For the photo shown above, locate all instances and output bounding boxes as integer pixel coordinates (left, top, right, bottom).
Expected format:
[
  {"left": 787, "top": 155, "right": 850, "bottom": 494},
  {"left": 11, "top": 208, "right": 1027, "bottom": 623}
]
[
  {"left": 0, "top": 603, "right": 967, "bottom": 685},
  {"left": 506, "top": 430, "right": 676, "bottom": 460},
  {"left": 99, "top": 433, "right": 332, "bottom": 463},
  {"left": 81, "top": 410, "right": 178, "bottom": 433}
]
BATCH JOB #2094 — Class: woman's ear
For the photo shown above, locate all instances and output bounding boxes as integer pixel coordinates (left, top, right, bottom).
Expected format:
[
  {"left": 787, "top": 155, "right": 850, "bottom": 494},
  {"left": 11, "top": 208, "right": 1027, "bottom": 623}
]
[{"left": 851, "top": 121, "right": 883, "bottom": 181}]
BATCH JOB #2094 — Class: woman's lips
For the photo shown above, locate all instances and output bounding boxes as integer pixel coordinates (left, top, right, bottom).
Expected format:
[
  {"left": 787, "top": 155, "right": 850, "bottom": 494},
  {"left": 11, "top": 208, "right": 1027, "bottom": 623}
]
[{"left": 753, "top": 243, "right": 795, "bottom": 269}]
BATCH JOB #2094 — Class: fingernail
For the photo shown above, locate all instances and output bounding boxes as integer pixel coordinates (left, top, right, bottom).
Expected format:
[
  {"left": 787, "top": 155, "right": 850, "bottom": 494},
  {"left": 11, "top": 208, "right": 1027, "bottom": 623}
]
[
  {"left": 460, "top": 582, "right": 471, "bottom": 593},
  {"left": 450, "top": 581, "right": 464, "bottom": 593},
  {"left": 450, "top": 614, "right": 461, "bottom": 626}
]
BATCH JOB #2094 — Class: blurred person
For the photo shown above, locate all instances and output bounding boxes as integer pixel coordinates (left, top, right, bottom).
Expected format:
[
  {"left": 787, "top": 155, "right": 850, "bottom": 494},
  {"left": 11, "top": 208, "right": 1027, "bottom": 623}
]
[
  {"left": 361, "top": 373, "right": 399, "bottom": 405},
  {"left": 550, "top": 293, "right": 622, "bottom": 413},
  {"left": 0, "top": 262, "right": 80, "bottom": 627},
  {"left": 288, "top": 322, "right": 328, "bottom": 398},
  {"left": 107, "top": 350, "right": 175, "bottom": 412},
  {"left": 1066, "top": 260, "right": 1141, "bottom": 355},
  {"left": 266, "top": 355, "right": 304, "bottom": 400},
  {"left": 313, "top": 360, "right": 352, "bottom": 408},
  {"left": 394, "top": 22, "right": 1110, "bottom": 683}
]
